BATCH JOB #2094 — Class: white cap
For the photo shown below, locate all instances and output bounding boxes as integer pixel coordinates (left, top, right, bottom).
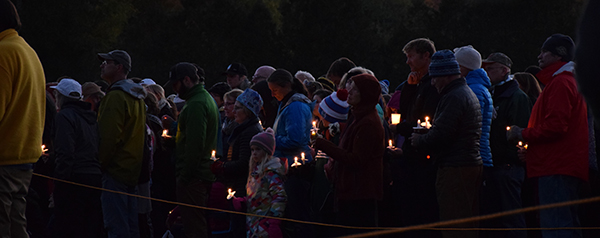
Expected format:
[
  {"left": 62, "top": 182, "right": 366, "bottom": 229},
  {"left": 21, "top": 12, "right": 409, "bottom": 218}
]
[
  {"left": 140, "top": 78, "right": 156, "bottom": 86},
  {"left": 453, "top": 45, "right": 482, "bottom": 70},
  {"left": 50, "top": 78, "right": 82, "bottom": 99},
  {"left": 295, "top": 70, "right": 315, "bottom": 83}
]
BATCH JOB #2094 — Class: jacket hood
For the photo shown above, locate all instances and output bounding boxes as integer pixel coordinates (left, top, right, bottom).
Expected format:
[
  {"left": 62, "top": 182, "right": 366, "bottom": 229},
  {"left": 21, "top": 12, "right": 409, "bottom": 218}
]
[
  {"left": 351, "top": 74, "right": 381, "bottom": 111},
  {"left": 281, "top": 92, "right": 311, "bottom": 110},
  {"left": 62, "top": 101, "right": 97, "bottom": 124},
  {"left": 466, "top": 68, "right": 492, "bottom": 89},
  {"left": 109, "top": 79, "right": 147, "bottom": 100},
  {"left": 536, "top": 61, "right": 574, "bottom": 85}
]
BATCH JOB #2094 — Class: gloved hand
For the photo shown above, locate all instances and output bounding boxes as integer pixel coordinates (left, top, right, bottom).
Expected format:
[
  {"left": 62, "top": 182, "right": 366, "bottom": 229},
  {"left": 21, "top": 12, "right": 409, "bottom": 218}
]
[
  {"left": 210, "top": 160, "right": 224, "bottom": 176},
  {"left": 232, "top": 197, "right": 247, "bottom": 211},
  {"left": 506, "top": 125, "right": 524, "bottom": 143}
]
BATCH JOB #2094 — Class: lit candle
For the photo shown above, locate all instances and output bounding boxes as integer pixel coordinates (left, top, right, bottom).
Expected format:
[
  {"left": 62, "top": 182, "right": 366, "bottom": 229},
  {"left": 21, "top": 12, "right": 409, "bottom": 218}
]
[
  {"left": 416, "top": 119, "right": 422, "bottom": 128},
  {"left": 210, "top": 150, "right": 217, "bottom": 161},
  {"left": 388, "top": 139, "right": 393, "bottom": 147},
  {"left": 301, "top": 152, "right": 307, "bottom": 163},
  {"left": 424, "top": 116, "right": 432, "bottom": 129},
  {"left": 506, "top": 126, "right": 511, "bottom": 131},
  {"left": 518, "top": 141, "right": 523, "bottom": 147},
  {"left": 259, "top": 120, "right": 262, "bottom": 127},
  {"left": 162, "top": 129, "right": 171, "bottom": 138},
  {"left": 41, "top": 145, "right": 48, "bottom": 153},
  {"left": 524, "top": 144, "right": 528, "bottom": 150},
  {"left": 391, "top": 113, "right": 401, "bottom": 124},
  {"left": 312, "top": 120, "right": 317, "bottom": 129},
  {"left": 291, "top": 157, "right": 302, "bottom": 167},
  {"left": 227, "top": 188, "right": 236, "bottom": 200}
]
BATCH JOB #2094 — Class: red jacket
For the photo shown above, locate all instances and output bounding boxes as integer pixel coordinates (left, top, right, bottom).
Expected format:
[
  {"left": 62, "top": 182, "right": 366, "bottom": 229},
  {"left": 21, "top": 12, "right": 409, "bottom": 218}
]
[{"left": 523, "top": 61, "right": 588, "bottom": 181}]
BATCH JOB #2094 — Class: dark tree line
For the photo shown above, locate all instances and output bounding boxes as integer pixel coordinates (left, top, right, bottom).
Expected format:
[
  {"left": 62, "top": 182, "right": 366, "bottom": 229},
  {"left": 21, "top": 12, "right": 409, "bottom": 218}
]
[{"left": 13, "top": 0, "right": 585, "bottom": 92}]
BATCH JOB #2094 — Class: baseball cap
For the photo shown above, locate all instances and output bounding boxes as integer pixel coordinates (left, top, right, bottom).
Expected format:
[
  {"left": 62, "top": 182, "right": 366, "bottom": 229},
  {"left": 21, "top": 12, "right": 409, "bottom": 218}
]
[
  {"left": 482, "top": 52, "right": 513, "bottom": 68},
  {"left": 140, "top": 78, "right": 156, "bottom": 86},
  {"left": 165, "top": 62, "right": 203, "bottom": 87},
  {"left": 223, "top": 62, "right": 247, "bottom": 76},
  {"left": 82, "top": 82, "right": 104, "bottom": 99},
  {"left": 50, "top": 78, "right": 82, "bottom": 99},
  {"left": 98, "top": 50, "right": 132, "bottom": 72}
]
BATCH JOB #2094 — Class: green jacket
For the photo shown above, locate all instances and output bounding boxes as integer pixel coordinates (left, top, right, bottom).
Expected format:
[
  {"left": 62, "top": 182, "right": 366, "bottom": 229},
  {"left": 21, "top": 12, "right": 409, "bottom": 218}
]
[
  {"left": 176, "top": 84, "right": 219, "bottom": 184},
  {"left": 98, "top": 79, "right": 147, "bottom": 187}
]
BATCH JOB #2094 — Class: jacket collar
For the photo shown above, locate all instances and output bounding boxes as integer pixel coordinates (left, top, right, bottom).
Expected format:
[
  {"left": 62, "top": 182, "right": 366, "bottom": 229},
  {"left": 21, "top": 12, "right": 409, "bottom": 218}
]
[{"left": 536, "top": 61, "right": 574, "bottom": 85}]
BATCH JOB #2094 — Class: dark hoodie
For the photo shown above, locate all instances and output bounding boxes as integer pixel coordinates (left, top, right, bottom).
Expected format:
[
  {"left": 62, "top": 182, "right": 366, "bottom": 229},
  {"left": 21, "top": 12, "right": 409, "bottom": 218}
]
[
  {"left": 54, "top": 100, "right": 101, "bottom": 180},
  {"left": 315, "top": 74, "right": 384, "bottom": 201}
]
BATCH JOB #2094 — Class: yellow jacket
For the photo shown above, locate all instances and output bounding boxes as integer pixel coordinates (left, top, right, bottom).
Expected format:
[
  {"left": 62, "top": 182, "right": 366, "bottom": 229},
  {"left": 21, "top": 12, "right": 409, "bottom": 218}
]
[{"left": 0, "top": 29, "right": 46, "bottom": 165}]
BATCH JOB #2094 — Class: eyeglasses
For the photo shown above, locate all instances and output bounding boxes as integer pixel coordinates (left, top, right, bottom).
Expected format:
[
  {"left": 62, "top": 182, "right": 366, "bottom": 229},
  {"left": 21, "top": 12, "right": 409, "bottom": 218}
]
[
  {"left": 101, "top": 60, "right": 115, "bottom": 65},
  {"left": 234, "top": 105, "right": 244, "bottom": 111}
]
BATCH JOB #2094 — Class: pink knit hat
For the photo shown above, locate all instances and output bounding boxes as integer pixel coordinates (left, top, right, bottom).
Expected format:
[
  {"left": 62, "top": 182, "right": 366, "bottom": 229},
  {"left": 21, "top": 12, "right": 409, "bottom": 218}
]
[{"left": 250, "top": 128, "right": 276, "bottom": 156}]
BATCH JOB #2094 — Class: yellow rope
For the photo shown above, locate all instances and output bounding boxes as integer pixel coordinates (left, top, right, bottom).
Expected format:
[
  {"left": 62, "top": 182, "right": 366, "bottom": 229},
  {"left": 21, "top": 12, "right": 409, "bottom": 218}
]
[{"left": 33, "top": 172, "right": 600, "bottom": 236}]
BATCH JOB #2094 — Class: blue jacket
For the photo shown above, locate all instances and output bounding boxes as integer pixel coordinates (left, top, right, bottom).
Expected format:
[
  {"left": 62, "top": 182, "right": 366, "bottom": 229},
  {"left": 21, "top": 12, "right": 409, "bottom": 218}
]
[
  {"left": 465, "top": 68, "right": 494, "bottom": 167},
  {"left": 273, "top": 93, "right": 313, "bottom": 166}
]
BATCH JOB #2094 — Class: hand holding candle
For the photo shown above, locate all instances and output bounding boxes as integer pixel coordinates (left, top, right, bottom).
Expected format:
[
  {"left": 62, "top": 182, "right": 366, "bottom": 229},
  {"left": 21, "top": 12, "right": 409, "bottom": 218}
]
[
  {"left": 227, "top": 188, "right": 236, "bottom": 200},
  {"left": 210, "top": 150, "right": 217, "bottom": 161},
  {"left": 162, "top": 129, "right": 171, "bottom": 138},
  {"left": 291, "top": 157, "right": 302, "bottom": 167}
]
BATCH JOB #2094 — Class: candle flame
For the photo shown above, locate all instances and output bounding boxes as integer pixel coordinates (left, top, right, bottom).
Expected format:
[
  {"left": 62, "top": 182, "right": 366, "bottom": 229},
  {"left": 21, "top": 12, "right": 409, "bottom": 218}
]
[
  {"left": 41, "top": 145, "right": 48, "bottom": 153},
  {"left": 427, "top": 155, "right": 430, "bottom": 159},
  {"left": 212, "top": 150, "right": 216, "bottom": 157},
  {"left": 506, "top": 126, "right": 511, "bottom": 131},
  {"left": 524, "top": 144, "right": 528, "bottom": 149},
  {"left": 518, "top": 141, "right": 523, "bottom": 146},
  {"left": 388, "top": 140, "right": 393, "bottom": 147},
  {"left": 312, "top": 121, "right": 317, "bottom": 128}
]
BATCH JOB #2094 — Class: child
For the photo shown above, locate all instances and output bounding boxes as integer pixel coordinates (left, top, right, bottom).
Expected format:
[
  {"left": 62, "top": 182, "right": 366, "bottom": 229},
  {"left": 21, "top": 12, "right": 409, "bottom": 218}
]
[{"left": 233, "top": 128, "right": 287, "bottom": 237}]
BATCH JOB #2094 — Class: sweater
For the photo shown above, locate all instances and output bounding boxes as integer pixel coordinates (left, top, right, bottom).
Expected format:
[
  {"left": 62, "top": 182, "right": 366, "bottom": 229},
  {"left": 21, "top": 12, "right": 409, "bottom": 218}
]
[
  {"left": 176, "top": 84, "right": 219, "bottom": 184},
  {"left": 0, "top": 29, "right": 46, "bottom": 165}
]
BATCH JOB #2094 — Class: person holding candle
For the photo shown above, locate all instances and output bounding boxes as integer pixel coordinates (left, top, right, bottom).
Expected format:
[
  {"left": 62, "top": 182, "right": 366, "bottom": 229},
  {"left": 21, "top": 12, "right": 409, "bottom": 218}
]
[
  {"left": 231, "top": 128, "right": 287, "bottom": 238},
  {"left": 483, "top": 52, "right": 531, "bottom": 237},
  {"left": 410, "top": 50, "right": 483, "bottom": 238},
  {"left": 267, "top": 69, "right": 314, "bottom": 237},
  {"left": 507, "top": 34, "right": 588, "bottom": 238},
  {"left": 314, "top": 73, "right": 384, "bottom": 235},
  {"left": 166, "top": 62, "right": 219, "bottom": 238},
  {"left": 210, "top": 89, "right": 264, "bottom": 237},
  {"left": 388, "top": 38, "right": 442, "bottom": 237}
]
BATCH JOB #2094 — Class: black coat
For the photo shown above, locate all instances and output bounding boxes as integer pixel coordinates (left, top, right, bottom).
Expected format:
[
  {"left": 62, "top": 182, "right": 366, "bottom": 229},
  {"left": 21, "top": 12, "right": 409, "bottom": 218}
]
[
  {"left": 413, "top": 78, "right": 483, "bottom": 167},
  {"left": 54, "top": 101, "right": 101, "bottom": 179},
  {"left": 223, "top": 116, "right": 263, "bottom": 196}
]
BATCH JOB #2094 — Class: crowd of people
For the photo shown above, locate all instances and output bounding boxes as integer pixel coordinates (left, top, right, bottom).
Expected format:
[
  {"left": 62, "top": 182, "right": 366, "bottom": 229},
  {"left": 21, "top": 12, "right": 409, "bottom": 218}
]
[{"left": 2, "top": 1, "right": 600, "bottom": 238}]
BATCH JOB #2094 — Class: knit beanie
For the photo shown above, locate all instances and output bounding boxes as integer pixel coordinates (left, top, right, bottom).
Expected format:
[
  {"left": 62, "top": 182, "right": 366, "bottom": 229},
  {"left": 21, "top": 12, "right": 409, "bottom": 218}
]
[
  {"left": 453, "top": 45, "right": 482, "bottom": 70},
  {"left": 236, "top": 88, "right": 263, "bottom": 118},
  {"left": 319, "top": 89, "right": 350, "bottom": 123},
  {"left": 541, "top": 34, "right": 575, "bottom": 62},
  {"left": 428, "top": 49, "right": 461, "bottom": 77},
  {"left": 250, "top": 128, "right": 276, "bottom": 156},
  {"left": 379, "top": 80, "right": 390, "bottom": 95}
]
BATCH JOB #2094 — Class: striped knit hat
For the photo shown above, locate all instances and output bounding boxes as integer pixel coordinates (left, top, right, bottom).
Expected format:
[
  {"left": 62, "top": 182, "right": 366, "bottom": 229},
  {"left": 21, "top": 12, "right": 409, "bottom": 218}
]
[
  {"left": 319, "top": 89, "right": 350, "bottom": 123},
  {"left": 428, "top": 49, "right": 461, "bottom": 77},
  {"left": 250, "top": 128, "right": 276, "bottom": 156}
]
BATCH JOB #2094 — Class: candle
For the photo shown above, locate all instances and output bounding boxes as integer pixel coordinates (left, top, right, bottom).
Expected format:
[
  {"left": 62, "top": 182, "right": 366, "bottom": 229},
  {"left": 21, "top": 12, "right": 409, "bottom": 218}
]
[
  {"left": 41, "top": 144, "right": 48, "bottom": 153},
  {"left": 426, "top": 155, "right": 430, "bottom": 159},
  {"left": 506, "top": 126, "right": 511, "bottom": 131},
  {"left": 259, "top": 120, "right": 262, "bottom": 127},
  {"left": 416, "top": 119, "right": 422, "bottom": 128},
  {"left": 210, "top": 150, "right": 217, "bottom": 161},
  {"left": 291, "top": 157, "right": 302, "bottom": 167},
  {"left": 312, "top": 120, "right": 317, "bottom": 129},
  {"left": 518, "top": 141, "right": 523, "bottom": 147},
  {"left": 227, "top": 188, "right": 236, "bottom": 200},
  {"left": 424, "top": 116, "right": 432, "bottom": 129},
  {"left": 301, "top": 152, "right": 307, "bottom": 163},
  {"left": 391, "top": 113, "right": 401, "bottom": 124},
  {"left": 162, "top": 129, "right": 171, "bottom": 138},
  {"left": 388, "top": 139, "right": 393, "bottom": 147},
  {"left": 524, "top": 144, "right": 528, "bottom": 150}
]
